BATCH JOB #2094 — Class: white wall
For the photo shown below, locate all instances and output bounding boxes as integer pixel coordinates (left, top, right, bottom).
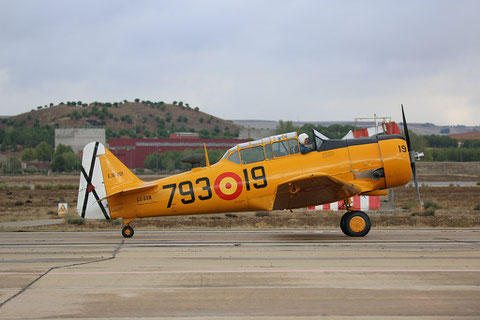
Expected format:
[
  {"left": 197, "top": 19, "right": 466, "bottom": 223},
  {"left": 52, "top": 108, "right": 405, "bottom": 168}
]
[{"left": 55, "top": 128, "right": 106, "bottom": 153}]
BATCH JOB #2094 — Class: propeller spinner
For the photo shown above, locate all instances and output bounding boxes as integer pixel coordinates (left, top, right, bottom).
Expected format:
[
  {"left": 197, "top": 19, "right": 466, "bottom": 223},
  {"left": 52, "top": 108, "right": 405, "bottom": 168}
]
[{"left": 401, "top": 105, "right": 424, "bottom": 209}]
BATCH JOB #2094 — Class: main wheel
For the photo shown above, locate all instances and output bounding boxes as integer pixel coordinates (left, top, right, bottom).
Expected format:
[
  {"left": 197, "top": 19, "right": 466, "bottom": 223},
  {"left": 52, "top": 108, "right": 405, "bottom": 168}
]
[
  {"left": 340, "top": 213, "right": 348, "bottom": 234},
  {"left": 122, "top": 225, "right": 134, "bottom": 238},
  {"left": 341, "top": 211, "right": 371, "bottom": 237}
]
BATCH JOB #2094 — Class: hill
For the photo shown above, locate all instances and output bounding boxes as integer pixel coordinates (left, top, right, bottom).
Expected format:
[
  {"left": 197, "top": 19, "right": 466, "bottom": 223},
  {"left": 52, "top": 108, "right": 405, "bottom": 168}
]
[{"left": 3, "top": 100, "right": 240, "bottom": 139}]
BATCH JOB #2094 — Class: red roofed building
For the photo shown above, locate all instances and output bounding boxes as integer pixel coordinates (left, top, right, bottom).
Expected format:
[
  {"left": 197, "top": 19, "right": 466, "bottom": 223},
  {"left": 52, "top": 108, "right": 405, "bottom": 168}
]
[
  {"left": 109, "top": 135, "right": 250, "bottom": 168},
  {"left": 449, "top": 132, "right": 480, "bottom": 141}
]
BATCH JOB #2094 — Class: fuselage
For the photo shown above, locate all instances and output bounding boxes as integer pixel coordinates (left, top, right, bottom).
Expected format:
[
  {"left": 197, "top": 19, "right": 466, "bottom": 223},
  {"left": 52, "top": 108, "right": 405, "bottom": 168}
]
[{"left": 106, "top": 134, "right": 412, "bottom": 220}]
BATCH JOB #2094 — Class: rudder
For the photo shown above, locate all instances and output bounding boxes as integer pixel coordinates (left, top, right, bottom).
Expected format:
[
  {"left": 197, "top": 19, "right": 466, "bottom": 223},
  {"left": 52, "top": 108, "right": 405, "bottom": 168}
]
[{"left": 77, "top": 142, "right": 111, "bottom": 219}]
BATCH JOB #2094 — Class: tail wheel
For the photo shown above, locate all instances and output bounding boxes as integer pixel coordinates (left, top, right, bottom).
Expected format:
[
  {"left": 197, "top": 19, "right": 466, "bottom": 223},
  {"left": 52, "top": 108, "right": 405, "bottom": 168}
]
[
  {"left": 122, "top": 225, "right": 134, "bottom": 238},
  {"left": 341, "top": 211, "right": 371, "bottom": 237}
]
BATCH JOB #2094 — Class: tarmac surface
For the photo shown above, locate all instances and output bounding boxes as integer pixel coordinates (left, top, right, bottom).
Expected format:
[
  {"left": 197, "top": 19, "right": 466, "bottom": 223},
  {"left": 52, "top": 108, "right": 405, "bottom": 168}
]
[
  {"left": 0, "top": 229, "right": 479, "bottom": 319},
  {"left": 0, "top": 219, "right": 63, "bottom": 228}
]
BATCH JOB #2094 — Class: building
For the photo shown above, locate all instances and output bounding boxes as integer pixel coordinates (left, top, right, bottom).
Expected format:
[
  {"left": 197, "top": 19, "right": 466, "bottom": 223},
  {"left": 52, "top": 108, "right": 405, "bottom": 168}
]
[
  {"left": 449, "top": 131, "right": 480, "bottom": 142},
  {"left": 109, "top": 135, "right": 250, "bottom": 168},
  {"left": 55, "top": 128, "right": 106, "bottom": 154}
]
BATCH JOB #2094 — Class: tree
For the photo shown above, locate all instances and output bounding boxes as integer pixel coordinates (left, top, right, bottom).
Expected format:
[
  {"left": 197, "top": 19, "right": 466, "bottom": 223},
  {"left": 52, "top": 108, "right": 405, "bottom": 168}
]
[
  {"left": 424, "top": 134, "right": 457, "bottom": 148},
  {"left": 51, "top": 144, "right": 80, "bottom": 172},
  {"left": 54, "top": 144, "right": 74, "bottom": 157},
  {"left": 144, "top": 148, "right": 226, "bottom": 172},
  {"left": 35, "top": 141, "right": 53, "bottom": 162},
  {"left": 22, "top": 148, "right": 36, "bottom": 162},
  {"left": 50, "top": 153, "right": 66, "bottom": 172},
  {"left": 145, "top": 152, "right": 162, "bottom": 170},
  {"left": 2, "top": 156, "right": 22, "bottom": 174},
  {"left": 440, "top": 128, "right": 450, "bottom": 134},
  {"left": 276, "top": 120, "right": 298, "bottom": 134}
]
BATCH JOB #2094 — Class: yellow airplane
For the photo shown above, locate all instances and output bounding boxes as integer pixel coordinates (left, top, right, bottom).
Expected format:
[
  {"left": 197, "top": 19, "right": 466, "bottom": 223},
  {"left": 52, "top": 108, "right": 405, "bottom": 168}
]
[{"left": 77, "top": 107, "right": 422, "bottom": 238}]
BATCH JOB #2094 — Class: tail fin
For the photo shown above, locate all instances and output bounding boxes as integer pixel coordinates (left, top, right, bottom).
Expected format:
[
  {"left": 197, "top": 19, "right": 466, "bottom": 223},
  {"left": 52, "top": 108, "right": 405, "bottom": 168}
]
[{"left": 77, "top": 141, "right": 143, "bottom": 219}]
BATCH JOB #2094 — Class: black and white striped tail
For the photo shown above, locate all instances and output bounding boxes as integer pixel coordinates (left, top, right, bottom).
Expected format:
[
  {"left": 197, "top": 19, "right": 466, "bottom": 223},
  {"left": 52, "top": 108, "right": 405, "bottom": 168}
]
[{"left": 77, "top": 142, "right": 111, "bottom": 220}]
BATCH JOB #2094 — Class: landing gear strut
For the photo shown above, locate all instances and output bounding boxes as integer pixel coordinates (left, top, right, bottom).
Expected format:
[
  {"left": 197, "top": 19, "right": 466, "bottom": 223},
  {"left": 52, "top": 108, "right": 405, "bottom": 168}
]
[{"left": 121, "top": 218, "right": 135, "bottom": 238}]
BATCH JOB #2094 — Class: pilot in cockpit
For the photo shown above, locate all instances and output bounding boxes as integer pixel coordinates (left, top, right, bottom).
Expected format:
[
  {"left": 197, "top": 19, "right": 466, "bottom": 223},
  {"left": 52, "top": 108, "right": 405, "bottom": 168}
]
[{"left": 298, "top": 133, "right": 313, "bottom": 154}]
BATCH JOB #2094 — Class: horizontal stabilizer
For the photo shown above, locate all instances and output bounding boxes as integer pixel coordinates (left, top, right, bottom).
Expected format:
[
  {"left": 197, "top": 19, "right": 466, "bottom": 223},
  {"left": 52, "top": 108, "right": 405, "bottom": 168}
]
[{"left": 99, "top": 183, "right": 157, "bottom": 201}]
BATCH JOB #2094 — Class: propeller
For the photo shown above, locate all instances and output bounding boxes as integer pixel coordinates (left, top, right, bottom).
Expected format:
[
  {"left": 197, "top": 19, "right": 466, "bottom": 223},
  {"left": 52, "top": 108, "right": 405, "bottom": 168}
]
[{"left": 401, "top": 104, "right": 424, "bottom": 209}]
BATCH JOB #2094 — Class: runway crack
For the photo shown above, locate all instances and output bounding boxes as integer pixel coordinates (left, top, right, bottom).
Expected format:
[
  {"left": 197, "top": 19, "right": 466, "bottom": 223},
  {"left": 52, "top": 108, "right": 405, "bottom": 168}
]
[
  {"left": 438, "top": 237, "right": 480, "bottom": 246},
  {"left": 0, "top": 240, "right": 125, "bottom": 309}
]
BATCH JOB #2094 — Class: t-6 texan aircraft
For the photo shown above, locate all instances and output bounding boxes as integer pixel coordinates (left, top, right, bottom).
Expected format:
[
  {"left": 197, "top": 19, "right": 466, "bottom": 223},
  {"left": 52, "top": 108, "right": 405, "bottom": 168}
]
[{"left": 77, "top": 106, "right": 422, "bottom": 238}]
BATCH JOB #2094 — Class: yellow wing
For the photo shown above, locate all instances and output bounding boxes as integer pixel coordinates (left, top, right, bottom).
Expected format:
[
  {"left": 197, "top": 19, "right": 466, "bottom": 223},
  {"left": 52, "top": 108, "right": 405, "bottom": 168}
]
[{"left": 272, "top": 173, "right": 362, "bottom": 210}]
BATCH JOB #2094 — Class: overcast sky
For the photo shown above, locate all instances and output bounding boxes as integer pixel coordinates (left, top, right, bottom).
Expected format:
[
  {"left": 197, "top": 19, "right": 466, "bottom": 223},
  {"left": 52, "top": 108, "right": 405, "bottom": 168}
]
[{"left": 1, "top": 0, "right": 479, "bottom": 125}]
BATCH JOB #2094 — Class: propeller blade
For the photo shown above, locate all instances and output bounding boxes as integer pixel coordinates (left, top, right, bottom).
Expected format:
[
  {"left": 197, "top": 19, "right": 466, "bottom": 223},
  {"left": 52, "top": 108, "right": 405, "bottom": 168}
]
[
  {"left": 401, "top": 105, "right": 424, "bottom": 209},
  {"left": 411, "top": 162, "right": 424, "bottom": 208},
  {"left": 401, "top": 104, "right": 412, "bottom": 152}
]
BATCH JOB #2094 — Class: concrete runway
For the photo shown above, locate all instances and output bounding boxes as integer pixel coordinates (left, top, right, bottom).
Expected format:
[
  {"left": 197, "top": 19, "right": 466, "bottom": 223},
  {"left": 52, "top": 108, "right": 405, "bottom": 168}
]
[{"left": 0, "top": 229, "right": 479, "bottom": 319}]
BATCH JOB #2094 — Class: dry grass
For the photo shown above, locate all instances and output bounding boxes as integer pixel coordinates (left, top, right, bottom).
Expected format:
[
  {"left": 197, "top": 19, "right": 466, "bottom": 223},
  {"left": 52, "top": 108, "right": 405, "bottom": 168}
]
[{"left": 1, "top": 175, "right": 480, "bottom": 231}]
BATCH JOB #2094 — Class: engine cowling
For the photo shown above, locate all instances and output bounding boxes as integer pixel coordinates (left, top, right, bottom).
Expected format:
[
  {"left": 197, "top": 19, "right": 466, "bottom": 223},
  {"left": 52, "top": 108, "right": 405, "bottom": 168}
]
[{"left": 378, "top": 135, "right": 412, "bottom": 189}]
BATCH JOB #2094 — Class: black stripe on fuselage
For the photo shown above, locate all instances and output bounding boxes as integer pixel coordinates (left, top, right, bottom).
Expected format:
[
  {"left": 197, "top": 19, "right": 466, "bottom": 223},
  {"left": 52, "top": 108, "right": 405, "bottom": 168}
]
[{"left": 316, "top": 134, "right": 405, "bottom": 152}]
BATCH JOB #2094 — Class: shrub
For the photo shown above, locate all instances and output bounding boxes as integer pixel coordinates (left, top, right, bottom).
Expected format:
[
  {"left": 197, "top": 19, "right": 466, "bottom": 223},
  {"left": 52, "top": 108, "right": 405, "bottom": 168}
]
[
  {"left": 401, "top": 201, "right": 416, "bottom": 210},
  {"left": 474, "top": 204, "right": 480, "bottom": 211},
  {"left": 424, "top": 201, "right": 442, "bottom": 210},
  {"left": 109, "top": 219, "right": 122, "bottom": 225},
  {"left": 424, "top": 208, "right": 436, "bottom": 216},
  {"left": 255, "top": 212, "right": 269, "bottom": 217},
  {"left": 2, "top": 156, "right": 22, "bottom": 174},
  {"left": 24, "top": 166, "right": 37, "bottom": 174},
  {"left": 65, "top": 215, "right": 85, "bottom": 225}
]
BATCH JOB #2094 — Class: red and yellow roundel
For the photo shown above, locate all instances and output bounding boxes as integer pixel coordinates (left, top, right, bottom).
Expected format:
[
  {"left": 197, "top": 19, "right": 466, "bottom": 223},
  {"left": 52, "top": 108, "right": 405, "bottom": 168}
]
[{"left": 214, "top": 172, "right": 243, "bottom": 200}]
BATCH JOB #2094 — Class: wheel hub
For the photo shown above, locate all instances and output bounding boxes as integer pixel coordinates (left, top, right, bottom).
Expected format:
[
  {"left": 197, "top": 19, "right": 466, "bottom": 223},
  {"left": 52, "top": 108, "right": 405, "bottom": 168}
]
[{"left": 349, "top": 216, "right": 366, "bottom": 233}]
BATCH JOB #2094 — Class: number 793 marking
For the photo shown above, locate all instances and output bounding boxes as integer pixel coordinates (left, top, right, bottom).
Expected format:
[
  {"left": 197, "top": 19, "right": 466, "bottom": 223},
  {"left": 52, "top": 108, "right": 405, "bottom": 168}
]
[
  {"left": 162, "top": 166, "right": 268, "bottom": 208},
  {"left": 162, "top": 177, "right": 212, "bottom": 208}
]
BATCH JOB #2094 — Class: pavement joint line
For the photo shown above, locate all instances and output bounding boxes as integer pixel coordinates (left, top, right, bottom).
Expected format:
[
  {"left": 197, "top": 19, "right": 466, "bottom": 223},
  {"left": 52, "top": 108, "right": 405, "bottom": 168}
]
[{"left": 0, "top": 240, "right": 125, "bottom": 309}]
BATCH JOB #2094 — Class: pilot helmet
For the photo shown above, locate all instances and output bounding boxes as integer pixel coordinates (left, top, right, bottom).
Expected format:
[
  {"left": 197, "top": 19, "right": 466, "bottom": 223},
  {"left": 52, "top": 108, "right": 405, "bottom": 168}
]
[{"left": 298, "top": 133, "right": 309, "bottom": 144}]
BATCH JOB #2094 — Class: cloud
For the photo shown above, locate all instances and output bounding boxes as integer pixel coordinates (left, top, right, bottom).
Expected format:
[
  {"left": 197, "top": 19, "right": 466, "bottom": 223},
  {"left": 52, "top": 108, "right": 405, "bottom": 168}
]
[
  {"left": 0, "top": 68, "right": 9, "bottom": 89},
  {"left": 0, "top": 0, "right": 479, "bottom": 125}
]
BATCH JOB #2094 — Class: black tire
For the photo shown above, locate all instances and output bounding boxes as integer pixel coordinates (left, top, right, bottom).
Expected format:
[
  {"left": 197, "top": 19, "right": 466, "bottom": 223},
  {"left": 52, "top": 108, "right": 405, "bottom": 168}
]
[
  {"left": 340, "top": 213, "right": 348, "bottom": 235},
  {"left": 122, "top": 225, "right": 134, "bottom": 238},
  {"left": 342, "top": 211, "right": 371, "bottom": 237}
]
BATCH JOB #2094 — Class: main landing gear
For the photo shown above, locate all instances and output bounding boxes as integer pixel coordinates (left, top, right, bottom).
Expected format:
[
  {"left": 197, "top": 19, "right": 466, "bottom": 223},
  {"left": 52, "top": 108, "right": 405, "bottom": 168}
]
[
  {"left": 121, "top": 218, "right": 135, "bottom": 238},
  {"left": 340, "top": 200, "right": 371, "bottom": 237}
]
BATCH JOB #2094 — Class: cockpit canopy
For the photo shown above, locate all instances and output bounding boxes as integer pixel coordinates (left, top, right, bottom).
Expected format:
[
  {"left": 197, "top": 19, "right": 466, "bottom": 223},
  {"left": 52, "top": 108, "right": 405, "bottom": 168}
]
[{"left": 222, "top": 132, "right": 300, "bottom": 165}]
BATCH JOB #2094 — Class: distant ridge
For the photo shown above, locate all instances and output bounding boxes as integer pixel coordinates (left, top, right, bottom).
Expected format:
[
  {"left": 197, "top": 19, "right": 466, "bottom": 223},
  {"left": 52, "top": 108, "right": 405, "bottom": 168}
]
[{"left": 232, "top": 120, "right": 480, "bottom": 136}]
